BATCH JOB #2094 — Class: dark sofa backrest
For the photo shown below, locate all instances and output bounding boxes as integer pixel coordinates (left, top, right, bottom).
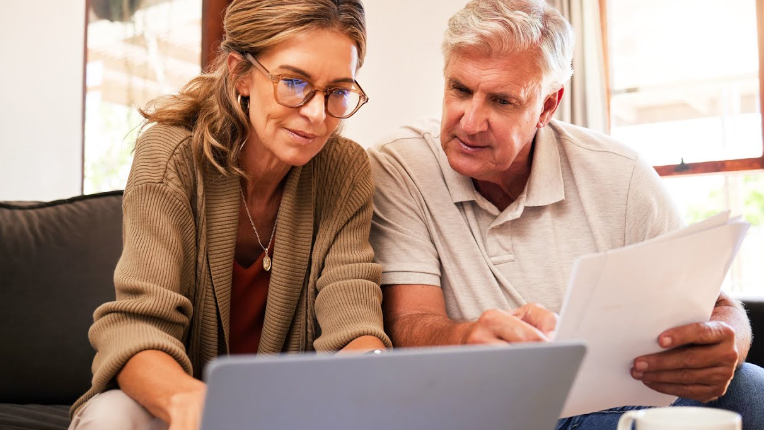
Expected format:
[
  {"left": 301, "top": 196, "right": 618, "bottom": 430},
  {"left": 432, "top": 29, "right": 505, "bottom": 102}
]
[
  {"left": 744, "top": 299, "right": 764, "bottom": 368},
  {"left": 0, "top": 191, "right": 123, "bottom": 404}
]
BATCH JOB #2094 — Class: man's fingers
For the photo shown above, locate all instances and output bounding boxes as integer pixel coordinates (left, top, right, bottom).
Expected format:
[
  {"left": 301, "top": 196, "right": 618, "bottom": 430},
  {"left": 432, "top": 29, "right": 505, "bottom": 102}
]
[
  {"left": 635, "top": 343, "right": 737, "bottom": 372},
  {"left": 658, "top": 321, "right": 735, "bottom": 349},
  {"left": 635, "top": 322, "right": 738, "bottom": 376},
  {"left": 470, "top": 337, "right": 511, "bottom": 346},
  {"left": 466, "top": 309, "right": 549, "bottom": 344},
  {"left": 632, "top": 365, "right": 733, "bottom": 386},
  {"left": 631, "top": 342, "right": 737, "bottom": 404},
  {"left": 511, "top": 303, "right": 559, "bottom": 335},
  {"left": 495, "top": 318, "right": 548, "bottom": 343}
]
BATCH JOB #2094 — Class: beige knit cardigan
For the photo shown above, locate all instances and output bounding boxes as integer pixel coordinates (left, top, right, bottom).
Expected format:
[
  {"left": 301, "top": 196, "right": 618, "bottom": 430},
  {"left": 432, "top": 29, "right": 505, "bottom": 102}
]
[{"left": 72, "top": 124, "right": 391, "bottom": 414}]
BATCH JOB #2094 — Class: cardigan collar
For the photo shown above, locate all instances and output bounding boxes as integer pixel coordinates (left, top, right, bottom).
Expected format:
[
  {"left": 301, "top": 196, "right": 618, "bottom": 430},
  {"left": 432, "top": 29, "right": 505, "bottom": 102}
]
[{"left": 204, "top": 162, "right": 314, "bottom": 354}]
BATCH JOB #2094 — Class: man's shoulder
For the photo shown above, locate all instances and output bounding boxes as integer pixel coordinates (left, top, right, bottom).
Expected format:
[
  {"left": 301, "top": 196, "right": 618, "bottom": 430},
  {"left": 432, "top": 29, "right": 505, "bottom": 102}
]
[
  {"left": 549, "top": 120, "right": 639, "bottom": 162},
  {"left": 369, "top": 117, "right": 442, "bottom": 163},
  {"left": 368, "top": 118, "right": 455, "bottom": 197}
]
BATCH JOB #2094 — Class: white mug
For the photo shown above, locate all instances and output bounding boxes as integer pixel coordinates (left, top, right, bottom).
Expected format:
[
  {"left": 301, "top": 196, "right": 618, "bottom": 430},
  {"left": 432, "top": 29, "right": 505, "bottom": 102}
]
[{"left": 617, "top": 406, "right": 741, "bottom": 430}]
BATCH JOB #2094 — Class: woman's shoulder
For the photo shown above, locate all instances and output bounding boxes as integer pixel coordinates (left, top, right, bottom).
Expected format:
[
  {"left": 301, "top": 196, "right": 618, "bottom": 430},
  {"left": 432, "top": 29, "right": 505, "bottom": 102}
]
[
  {"left": 314, "top": 135, "right": 370, "bottom": 177},
  {"left": 310, "top": 135, "right": 374, "bottom": 214},
  {"left": 128, "top": 123, "right": 196, "bottom": 189},
  {"left": 134, "top": 123, "right": 193, "bottom": 158}
]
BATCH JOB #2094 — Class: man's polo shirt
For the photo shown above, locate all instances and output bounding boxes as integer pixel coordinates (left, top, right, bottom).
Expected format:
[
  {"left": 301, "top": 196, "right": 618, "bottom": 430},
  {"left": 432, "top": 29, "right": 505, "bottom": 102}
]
[{"left": 368, "top": 118, "right": 684, "bottom": 320}]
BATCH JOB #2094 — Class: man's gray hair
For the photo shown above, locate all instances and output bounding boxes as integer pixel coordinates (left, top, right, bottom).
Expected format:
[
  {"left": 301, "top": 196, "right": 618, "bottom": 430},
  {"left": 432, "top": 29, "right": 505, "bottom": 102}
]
[{"left": 442, "top": 0, "right": 575, "bottom": 92}]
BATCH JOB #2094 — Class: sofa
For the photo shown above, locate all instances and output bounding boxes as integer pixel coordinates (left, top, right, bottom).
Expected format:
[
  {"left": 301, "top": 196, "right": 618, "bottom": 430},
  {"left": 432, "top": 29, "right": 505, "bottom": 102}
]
[
  {"left": 1, "top": 190, "right": 763, "bottom": 429},
  {"left": 0, "top": 191, "right": 123, "bottom": 429}
]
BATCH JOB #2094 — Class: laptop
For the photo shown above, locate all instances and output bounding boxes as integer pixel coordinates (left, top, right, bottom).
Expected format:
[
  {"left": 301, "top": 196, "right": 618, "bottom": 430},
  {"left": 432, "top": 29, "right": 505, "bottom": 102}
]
[{"left": 201, "top": 342, "right": 586, "bottom": 430}]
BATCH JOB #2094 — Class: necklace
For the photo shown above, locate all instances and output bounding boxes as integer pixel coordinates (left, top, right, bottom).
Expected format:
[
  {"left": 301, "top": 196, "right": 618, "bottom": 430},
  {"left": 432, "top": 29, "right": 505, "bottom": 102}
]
[{"left": 240, "top": 189, "right": 279, "bottom": 271}]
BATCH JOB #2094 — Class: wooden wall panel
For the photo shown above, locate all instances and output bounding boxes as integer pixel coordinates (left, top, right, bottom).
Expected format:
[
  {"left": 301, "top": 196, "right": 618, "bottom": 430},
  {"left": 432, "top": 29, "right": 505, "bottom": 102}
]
[{"left": 202, "top": 0, "right": 230, "bottom": 70}]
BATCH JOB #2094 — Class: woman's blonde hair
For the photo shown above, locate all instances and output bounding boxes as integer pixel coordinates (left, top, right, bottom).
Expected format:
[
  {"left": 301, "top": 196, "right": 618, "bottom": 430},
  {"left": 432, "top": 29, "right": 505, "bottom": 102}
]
[{"left": 140, "top": 0, "right": 366, "bottom": 177}]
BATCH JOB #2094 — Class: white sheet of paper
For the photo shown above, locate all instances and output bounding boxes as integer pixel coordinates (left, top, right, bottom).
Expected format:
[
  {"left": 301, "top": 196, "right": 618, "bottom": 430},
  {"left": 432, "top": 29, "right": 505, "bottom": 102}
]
[{"left": 555, "top": 213, "right": 749, "bottom": 417}]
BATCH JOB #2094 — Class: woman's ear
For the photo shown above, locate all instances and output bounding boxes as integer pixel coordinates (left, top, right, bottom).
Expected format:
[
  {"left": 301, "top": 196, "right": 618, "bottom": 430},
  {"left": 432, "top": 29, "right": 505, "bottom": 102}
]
[{"left": 227, "top": 52, "right": 251, "bottom": 97}]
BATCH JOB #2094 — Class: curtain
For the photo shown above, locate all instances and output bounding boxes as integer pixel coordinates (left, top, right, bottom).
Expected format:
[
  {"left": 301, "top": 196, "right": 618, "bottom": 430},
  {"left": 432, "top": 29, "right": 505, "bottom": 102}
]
[{"left": 550, "top": 0, "right": 609, "bottom": 133}]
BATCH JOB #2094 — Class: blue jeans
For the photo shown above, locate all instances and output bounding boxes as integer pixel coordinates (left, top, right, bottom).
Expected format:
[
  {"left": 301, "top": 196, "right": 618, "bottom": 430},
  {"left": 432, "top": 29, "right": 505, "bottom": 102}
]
[{"left": 555, "top": 362, "right": 764, "bottom": 430}]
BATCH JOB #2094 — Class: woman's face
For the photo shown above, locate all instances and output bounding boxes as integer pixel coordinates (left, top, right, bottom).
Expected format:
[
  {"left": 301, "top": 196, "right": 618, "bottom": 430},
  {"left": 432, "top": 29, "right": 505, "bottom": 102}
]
[{"left": 237, "top": 29, "right": 359, "bottom": 167}]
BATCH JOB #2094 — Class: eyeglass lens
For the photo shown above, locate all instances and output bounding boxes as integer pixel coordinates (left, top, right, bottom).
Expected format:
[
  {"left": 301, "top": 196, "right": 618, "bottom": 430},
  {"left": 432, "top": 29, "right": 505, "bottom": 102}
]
[{"left": 275, "top": 77, "right": 362, "bottom": 118}]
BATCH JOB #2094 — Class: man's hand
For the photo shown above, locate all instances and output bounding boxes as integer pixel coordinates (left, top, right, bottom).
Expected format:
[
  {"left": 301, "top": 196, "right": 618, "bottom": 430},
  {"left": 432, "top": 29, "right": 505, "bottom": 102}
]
[
  {"left": 631, "top": 321, "right": 738, "bottom": 402},
  {"left": 462, "top": 303, "right": 558, "bottom": 344},
  {"left": 383, "top": 284, "right": 559, "bottom": 347},
  {"left": 512, "top": 303, "right": 559, "bottom": 338}
]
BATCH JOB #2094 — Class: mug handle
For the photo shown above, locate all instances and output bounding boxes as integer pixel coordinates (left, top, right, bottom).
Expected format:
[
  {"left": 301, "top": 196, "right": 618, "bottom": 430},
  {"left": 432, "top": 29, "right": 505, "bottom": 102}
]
[{"left": 617, "top": 410, "right": 646, "bottom": 430}]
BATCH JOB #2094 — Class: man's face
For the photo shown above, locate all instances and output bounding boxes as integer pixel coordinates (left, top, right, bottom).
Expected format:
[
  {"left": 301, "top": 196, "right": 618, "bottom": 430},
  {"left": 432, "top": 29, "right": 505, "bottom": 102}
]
[{"left": 440, "top": 49, "right": 554, "bottom": 185}]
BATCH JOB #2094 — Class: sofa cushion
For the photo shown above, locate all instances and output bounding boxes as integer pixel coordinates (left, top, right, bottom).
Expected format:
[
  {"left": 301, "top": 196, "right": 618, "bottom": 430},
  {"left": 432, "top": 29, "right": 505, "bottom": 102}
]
[
  {"left": 0, "top": 191, "right": 123, "bottom": 404},
  {"left": 0, "top": 404, "right": 70, "bottom": 430}
]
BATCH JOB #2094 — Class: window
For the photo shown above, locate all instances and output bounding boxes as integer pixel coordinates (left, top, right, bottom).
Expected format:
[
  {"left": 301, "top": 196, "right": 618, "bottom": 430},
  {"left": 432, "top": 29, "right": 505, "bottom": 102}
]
[
  {"left": 84, "top": 0, "right": 203, "bottom": 193},
  {"left": 605, "top": 0, "right": 764, "bottom": 297}
]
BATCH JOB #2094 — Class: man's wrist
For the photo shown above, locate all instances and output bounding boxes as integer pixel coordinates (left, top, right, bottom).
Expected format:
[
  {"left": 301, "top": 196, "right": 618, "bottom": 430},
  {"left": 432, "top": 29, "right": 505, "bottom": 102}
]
[{"left": 457, "top": 321, "right": 477, "bottom": 345}]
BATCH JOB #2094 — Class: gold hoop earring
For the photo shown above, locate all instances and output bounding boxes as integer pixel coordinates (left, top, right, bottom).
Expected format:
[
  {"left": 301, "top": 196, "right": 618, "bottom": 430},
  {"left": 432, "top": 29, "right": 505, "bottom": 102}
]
[
  {"left": 237, "top": 93, "right": 249, "bottom": 115},
  {"left": 237, "top": 94, "right": 250, "bottom": 152}
]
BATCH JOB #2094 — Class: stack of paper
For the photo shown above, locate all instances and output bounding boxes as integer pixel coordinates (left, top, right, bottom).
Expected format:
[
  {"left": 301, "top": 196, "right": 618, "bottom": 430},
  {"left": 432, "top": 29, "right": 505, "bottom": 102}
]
[{"left": 555, "top": 211, "right": 750, "bottom": 417}]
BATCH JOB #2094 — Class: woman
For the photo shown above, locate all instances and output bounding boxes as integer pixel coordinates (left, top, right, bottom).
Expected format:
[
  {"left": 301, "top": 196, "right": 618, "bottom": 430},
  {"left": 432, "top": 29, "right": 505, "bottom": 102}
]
[{"left": 68, "top": 1, "right": 390, "bottom": 428}]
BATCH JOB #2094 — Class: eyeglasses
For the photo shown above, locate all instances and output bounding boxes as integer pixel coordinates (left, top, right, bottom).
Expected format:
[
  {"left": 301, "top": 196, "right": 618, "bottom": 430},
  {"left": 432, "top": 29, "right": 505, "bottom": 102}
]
[{"left": 244, "top": 53, "right": 369, "bottom": 119}]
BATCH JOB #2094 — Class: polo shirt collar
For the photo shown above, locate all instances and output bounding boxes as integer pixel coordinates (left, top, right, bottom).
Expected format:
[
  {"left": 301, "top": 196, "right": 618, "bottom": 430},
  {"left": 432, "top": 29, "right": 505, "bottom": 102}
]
[
  {"left": 524, "top": 122, "right": 565, "bottom": 207},
  {"left": 439, "top": 122, "right": 565, "bottom": 208},
  {"left": 437, "top": 148, "right": 476, "bottom": 204}
]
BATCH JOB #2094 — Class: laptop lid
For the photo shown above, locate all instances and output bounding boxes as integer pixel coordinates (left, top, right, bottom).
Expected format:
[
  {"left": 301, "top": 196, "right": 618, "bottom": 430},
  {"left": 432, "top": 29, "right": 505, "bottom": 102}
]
[{"left": 201, "top": 342, "right": 585, "bottom": 430}]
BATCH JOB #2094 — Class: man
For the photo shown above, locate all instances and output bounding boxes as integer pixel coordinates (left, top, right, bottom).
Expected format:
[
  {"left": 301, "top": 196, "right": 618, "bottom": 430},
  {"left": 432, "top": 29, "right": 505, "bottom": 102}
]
[{"left": 368, "top": 0, "right": 764, "bottom": 428}]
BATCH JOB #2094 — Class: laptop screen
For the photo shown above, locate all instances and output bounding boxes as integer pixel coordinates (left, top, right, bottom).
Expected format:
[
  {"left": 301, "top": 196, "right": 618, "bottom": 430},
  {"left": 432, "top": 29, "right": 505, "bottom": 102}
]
[{"left": 201, "top": 342, "right": 585, "bottom": 430}]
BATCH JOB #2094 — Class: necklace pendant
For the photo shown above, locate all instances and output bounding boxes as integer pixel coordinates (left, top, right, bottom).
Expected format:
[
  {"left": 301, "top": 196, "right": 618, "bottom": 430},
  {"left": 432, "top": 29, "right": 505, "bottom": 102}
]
[{"left": 263, "top": 254, "right": 272, "bottom": 271}]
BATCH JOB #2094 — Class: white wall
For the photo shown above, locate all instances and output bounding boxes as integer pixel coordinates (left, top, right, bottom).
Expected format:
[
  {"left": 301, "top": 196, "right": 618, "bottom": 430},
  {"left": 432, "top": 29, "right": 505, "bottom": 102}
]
[
  {"left": 343, "top": 0, "right": 468, "bottom": 147},
  {"left": 0, "top": 1, "right": 85, "bottom": 201}
]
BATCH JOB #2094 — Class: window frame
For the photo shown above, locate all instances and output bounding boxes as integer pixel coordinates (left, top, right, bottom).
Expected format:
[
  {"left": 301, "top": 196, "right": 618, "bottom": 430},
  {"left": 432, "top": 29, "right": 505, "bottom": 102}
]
[{"left": 600, "top": 0, "right": 764, "bottom": 177}]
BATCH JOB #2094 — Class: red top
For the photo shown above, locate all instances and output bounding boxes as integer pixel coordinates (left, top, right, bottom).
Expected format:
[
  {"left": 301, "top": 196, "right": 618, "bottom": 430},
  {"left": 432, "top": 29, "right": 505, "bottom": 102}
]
[{"left": 229, "top": 243, "right": 273, "bottom": 355}]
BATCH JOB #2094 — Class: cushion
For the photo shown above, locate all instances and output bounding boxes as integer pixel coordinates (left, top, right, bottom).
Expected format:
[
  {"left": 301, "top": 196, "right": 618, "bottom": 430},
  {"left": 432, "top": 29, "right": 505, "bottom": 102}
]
[
  {"left": 0, "top": 191, "right": 123, "bottom": 404},
  {"left": 0, "top": 404, "right": 70, "bottom": 430}
]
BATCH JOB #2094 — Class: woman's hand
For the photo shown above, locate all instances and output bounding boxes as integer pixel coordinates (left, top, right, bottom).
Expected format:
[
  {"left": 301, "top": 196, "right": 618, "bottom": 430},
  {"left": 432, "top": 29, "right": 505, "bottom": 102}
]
[
  {"left": 167, "top": 383, "right": 207, "bottom": 430},
  {"left": 117, "top": 350, "right": 206, "bottom": 430},
  {"left": 337, "top": 335, "right": 388, "bottom": 354}
]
